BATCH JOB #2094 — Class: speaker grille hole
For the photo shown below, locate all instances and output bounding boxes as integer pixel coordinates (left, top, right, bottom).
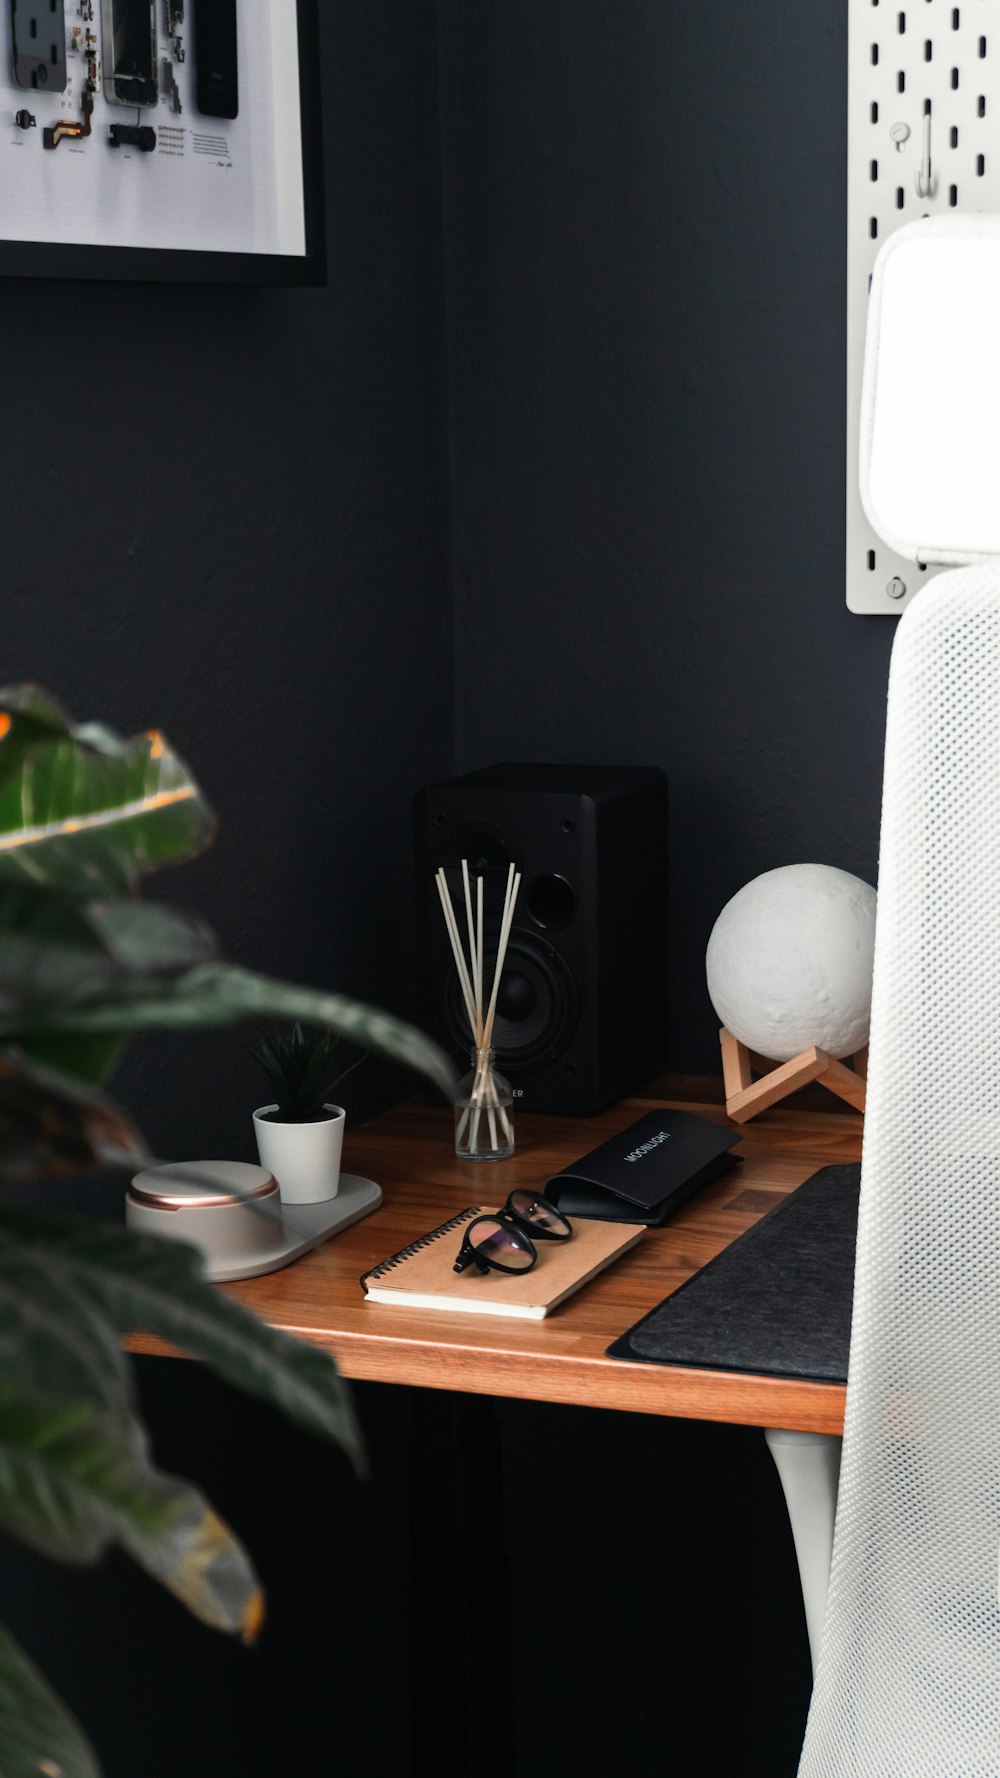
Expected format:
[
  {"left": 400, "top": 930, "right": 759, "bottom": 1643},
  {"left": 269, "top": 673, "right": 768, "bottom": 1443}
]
[{"left": 526, "top": 873, "right": 578, "bottom": 931}]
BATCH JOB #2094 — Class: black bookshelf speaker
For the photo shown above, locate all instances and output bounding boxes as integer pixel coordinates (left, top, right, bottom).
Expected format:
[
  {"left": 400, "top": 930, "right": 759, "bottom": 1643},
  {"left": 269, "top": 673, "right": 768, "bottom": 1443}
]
[{"left": 414, "top": 763, "right": 669, "bottom": 1115}]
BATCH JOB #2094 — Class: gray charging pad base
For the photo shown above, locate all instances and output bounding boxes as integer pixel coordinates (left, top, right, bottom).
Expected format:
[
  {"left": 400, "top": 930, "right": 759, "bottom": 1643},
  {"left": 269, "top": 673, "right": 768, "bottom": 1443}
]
[{"left": 209, "top": 1173, "right": 382, "bottom": 1282}]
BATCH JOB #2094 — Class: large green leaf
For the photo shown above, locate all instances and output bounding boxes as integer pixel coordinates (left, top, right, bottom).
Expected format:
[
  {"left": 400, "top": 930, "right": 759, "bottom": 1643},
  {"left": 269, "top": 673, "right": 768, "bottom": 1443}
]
[
  {"left": 0, "top": 869, "right": 218, "bottom": 963},
  {"left": 0, "top": 1239, "right": 131, "bottom": 1413},
  {"left": 0, "top": 689, "right": 213, "bottom": 897},
  {"left": 0, "top": 685, "right": 73, "bottom": 738},
  {"left": 14, "top": 1034, "right": 127, "bottom": 1093},
  {"left": 7, "top": 961, "right": 457, "bottom": 1100},
  {"left": 0, "top": 1376, "right": 164, "bottom": 1558},
  {"left": 0, "top": 1052, "right": 150, "bottom": 1181},
  {"left": 0, "top": 929, "right": 452, "bottom": 1175},
  {"left": 0, "top": 714, "right": 215, "bottom": 898},
  {"left": 0, "top": 900, "right": 219, "bottom": 1090},
  {"left": 0, "top": 890, "right": 219, "bottom": 1023},
  {"left": 0, "top": 885, "right": 119, "bottom": 1079},
  {"left": 0, "top": 879, "right": 98, "bottom": 950},
  {"left": 0, "top": 1376, "right": 262, "bottom": 1639},
  {"left": 0, "top": 1210, "right": 365, "bottom": 1474},
  {"left": 0, "top": 926, "right": 128, "bottom": 1021},
  {"left": 0, "top": 690, "right": 454, "bottom": 1099},
  {"left": 0, "top": 883, "right": 220, "bottom": 1089},
  {"left": 0, "top": 881, "right": 218, "bottom": 975},
  {"left": 83, "top": 900, "right": 218, "bottom": 974},
  {"left": 0, "top": 1623, "right": 100, "bottom": 1778},
  {"left": 0, "top": 687, "right": 75, "bottom": 804}
]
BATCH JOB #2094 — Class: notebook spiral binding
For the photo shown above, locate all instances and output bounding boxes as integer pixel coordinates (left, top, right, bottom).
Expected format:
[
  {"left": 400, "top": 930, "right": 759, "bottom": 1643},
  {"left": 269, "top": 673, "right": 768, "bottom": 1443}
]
[{"left": 360, "top": 1206, "right": 483, "bottom": 1290}]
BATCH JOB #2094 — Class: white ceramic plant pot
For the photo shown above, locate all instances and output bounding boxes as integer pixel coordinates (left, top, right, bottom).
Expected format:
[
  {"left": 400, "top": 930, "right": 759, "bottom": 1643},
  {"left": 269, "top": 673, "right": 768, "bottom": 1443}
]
[{"left": 252, "top": 1103, "right": 345, "bottom": 1205}]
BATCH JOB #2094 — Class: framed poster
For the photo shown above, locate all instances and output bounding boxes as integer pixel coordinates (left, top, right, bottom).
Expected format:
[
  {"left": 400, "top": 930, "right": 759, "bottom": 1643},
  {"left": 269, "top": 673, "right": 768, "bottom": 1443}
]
[{"left": 0, "top": 0, "right": 324, "bottom": 282}]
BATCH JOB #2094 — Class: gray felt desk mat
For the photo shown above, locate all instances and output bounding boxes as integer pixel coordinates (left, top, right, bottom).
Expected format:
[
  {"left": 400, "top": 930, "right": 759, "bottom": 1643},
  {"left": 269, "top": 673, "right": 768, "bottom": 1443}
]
[{"left": 607, "top": 1163, "right": 860, "bottom": 1384}]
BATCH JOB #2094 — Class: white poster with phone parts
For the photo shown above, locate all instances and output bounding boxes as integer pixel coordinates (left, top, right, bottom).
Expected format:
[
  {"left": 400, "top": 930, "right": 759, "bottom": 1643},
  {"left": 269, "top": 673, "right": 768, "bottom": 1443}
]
[{"left": 0, "top": 0, "right": 306, "bottom": 257}]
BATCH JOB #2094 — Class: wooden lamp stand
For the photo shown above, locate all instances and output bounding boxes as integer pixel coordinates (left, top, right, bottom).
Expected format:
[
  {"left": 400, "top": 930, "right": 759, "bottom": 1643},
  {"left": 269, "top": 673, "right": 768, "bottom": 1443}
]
[{"left": 720, "top": 1028, "right": 867, "bottom": 1124}]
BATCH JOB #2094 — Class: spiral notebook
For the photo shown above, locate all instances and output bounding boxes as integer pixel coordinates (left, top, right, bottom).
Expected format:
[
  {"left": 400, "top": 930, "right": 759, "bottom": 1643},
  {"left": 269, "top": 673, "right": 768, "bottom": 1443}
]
[{"left": 362, "top": 1206, "right": 644, "bottom": 1320}]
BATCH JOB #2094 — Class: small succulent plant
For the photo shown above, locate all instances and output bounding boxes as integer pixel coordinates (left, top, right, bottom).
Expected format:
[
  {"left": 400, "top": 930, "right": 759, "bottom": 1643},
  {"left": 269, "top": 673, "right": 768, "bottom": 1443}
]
[{"left": 251, "top": 1022, "right": 365, "bottom": 1122}]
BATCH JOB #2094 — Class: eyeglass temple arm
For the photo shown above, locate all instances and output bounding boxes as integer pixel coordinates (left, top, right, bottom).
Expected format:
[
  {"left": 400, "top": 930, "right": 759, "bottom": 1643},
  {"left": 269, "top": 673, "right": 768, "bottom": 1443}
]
[{"left": 453, "top": 1248, "right": 490, "bottom": 1275}]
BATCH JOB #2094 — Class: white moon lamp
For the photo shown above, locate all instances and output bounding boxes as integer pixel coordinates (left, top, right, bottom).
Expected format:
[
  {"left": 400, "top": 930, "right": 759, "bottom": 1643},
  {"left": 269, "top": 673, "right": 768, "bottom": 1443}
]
[{"left": 706, "top": 864, "right": 876, "bottom": 1122}]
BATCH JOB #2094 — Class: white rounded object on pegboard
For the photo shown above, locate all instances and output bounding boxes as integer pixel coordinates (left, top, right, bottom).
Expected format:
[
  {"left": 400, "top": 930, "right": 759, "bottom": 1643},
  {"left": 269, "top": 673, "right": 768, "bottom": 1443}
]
[{"left": 706, "top": 864, "right": 877, "bottom": 1062}]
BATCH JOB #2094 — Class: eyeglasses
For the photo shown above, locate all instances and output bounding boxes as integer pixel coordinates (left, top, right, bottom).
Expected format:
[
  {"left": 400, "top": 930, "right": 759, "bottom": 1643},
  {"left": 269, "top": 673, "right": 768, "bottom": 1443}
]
[{"left": 453, "top": 1190, "right": 573, "bottom": 1276}]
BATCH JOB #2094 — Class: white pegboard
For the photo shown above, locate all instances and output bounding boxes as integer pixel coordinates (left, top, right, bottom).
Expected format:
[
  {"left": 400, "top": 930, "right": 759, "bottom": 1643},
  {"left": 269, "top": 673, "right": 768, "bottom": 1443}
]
[{"left": 848, "top": 0, "right": 999, "bottom": 612}]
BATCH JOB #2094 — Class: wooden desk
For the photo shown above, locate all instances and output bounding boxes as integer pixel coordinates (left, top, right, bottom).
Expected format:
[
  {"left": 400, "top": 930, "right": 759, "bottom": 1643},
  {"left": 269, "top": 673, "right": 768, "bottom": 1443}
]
[{"left": 132, "top": 1076, "right": 859, "bottom": 1438}]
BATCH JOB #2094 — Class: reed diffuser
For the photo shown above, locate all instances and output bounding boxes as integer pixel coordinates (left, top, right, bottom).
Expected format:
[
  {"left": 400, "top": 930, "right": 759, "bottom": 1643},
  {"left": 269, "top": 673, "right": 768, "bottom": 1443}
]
[{"left": 435, "top": 859, "right": 521, "bottom": 1160}]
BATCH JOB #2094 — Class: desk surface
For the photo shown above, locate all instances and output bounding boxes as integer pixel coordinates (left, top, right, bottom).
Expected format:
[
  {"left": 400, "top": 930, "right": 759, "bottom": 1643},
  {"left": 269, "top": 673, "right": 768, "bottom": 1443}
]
[{"left": 131, "top": 1079, "right": 861, "bottom": 1435}]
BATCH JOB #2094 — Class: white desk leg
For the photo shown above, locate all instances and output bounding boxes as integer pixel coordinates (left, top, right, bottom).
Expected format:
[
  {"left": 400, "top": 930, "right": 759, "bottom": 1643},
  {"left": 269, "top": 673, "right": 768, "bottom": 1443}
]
[{"left": 764, "top": 1428, "right": 842, "bottom": 1675}]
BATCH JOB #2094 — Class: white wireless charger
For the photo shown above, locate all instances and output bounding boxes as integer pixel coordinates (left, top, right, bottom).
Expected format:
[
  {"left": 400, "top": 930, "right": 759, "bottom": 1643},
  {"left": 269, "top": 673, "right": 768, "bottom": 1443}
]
[{"left": 126, "top": 1159, "right": 382, "bottom": 1282}]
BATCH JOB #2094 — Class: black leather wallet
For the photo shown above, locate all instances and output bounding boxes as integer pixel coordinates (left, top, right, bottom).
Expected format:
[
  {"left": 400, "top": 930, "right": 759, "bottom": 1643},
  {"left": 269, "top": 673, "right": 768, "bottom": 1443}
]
[{"left": 544, "top": 1109, "right": 742, "bottom": 1227}]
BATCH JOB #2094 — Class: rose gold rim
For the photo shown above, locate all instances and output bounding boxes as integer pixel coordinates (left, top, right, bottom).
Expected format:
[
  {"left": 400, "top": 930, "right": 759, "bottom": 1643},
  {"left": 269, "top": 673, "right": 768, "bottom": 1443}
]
[{"left": 128, "top": 1174, "right": 278, "bottom": 1211}]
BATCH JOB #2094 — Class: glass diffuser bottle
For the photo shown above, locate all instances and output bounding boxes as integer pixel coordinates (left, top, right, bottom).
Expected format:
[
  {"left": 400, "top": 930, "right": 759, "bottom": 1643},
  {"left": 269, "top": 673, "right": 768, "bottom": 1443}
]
[{"left": 455, "top": 1046, "right": 514, "bottom": 1162}]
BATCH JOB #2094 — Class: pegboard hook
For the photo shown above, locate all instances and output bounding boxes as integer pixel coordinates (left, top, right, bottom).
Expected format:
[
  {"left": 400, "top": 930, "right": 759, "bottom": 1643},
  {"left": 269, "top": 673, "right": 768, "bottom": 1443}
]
[{"left": 914, "top": 112, "right": 935, "bottom": 198}]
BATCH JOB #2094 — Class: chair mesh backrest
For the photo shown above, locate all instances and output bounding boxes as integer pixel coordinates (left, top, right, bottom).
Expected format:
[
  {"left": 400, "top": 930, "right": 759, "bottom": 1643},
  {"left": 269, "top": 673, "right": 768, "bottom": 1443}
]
[{"left": 799, "top": 565, "right": 1000, "bottom": 1776}]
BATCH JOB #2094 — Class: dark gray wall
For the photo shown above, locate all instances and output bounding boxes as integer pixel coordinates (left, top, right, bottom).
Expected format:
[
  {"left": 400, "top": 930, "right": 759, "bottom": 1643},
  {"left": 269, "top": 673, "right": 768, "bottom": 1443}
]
[
  {"left": 1, "top": 5, "right": 453, "bottom": 1774},
  {"left": 441, "top": 0, "right": 896, "bottom": 1070},
  {"left": 7, "top": 0, "right": 452, "bottom": 1161}
]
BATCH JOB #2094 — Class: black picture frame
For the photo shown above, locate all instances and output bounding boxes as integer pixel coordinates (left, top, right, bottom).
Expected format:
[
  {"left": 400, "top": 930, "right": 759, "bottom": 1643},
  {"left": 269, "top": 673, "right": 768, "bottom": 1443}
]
[{"left": 0, "top": 0, "right": 325, "bottom": 286}]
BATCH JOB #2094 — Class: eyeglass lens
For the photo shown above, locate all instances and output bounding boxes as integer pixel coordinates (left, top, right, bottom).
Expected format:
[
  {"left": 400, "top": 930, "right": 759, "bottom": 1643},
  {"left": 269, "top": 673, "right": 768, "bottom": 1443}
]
[
  {"left": 507, "top": 1190, "right": 571, "bottom": 1238},
  {"left": 469, "top": 1217, "right": 535, "bottom": 1270}
]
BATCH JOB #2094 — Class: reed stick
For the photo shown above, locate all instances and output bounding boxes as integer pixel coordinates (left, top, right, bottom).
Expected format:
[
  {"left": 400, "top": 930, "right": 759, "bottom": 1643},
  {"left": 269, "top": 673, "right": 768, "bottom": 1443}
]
[
  {"left": 435, "top": 858, "right": 519, "bottom": 1157},
  {"left": 461, "top": 860, "right": 483, "bottom": 1043},
  {"left": 482, "top": 864, "right": 521, "bottom": 1053},
  {"left": 476, "top": 875, "right": 484, "bottom": 1038},
  {"left": 435, "top": 870, "right": 478, "bottom": 1038},
  {"left": 480, "top": 865, "right": 519, "bottom": 1148}
]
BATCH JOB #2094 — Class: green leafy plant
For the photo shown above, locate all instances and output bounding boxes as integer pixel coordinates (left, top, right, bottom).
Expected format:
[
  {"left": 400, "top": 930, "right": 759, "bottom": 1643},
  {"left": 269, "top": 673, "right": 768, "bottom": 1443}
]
[
  {"left": 251, "top": 1022, "right": 364, "bottom": 1123},
  {"left": 0, "top": 684, "right": 456, "bottom": 1778}
]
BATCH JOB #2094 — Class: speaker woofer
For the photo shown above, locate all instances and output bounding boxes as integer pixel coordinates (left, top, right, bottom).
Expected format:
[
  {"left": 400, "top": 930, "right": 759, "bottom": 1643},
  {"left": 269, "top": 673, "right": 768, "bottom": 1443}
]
[{"left": 440, "top": 930, "right": 579, "bottom": 1071}]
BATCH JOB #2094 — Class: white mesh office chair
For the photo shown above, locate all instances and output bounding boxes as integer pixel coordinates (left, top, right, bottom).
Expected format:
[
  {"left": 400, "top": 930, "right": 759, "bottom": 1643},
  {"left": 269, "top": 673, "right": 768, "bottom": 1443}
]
[{"left": 799, "top": 216, "right": 1000, "bottom": 1774}]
